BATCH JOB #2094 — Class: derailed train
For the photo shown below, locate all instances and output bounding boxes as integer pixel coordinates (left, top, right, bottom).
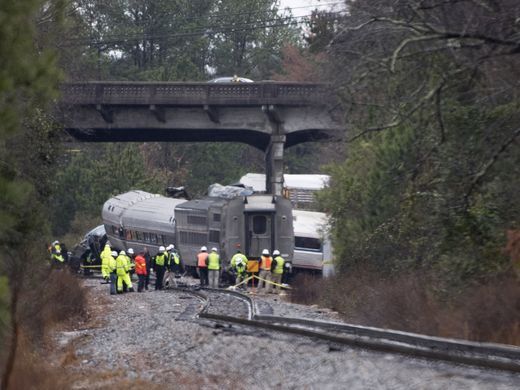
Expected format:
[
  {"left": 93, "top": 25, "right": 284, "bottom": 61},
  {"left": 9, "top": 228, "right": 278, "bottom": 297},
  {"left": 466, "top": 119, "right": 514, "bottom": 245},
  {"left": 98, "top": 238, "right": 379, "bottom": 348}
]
[
  {"left": 72, "top": 186, "right": 332, "bottom": 274},
  {"left": 101, "top": 189, "right": 295, "bottom": 273}
]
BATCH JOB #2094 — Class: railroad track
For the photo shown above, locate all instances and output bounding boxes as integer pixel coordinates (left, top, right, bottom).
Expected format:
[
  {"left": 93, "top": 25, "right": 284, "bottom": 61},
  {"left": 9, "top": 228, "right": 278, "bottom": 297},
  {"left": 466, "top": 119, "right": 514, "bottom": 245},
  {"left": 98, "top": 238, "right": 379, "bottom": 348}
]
[
  {"left": 170, "top": 286, "right": 520, "bottom": 373},
  {"left": 80, "top": 274, "right": 520, "bottom": 373}
]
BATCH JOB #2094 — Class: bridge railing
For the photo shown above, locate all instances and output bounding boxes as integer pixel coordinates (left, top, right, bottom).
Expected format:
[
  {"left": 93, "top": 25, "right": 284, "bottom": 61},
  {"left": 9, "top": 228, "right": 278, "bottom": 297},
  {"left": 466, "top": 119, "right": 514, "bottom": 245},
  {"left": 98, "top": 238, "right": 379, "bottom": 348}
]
[{"left": 60, "top": 81, "right": 332, "bottom": 106}]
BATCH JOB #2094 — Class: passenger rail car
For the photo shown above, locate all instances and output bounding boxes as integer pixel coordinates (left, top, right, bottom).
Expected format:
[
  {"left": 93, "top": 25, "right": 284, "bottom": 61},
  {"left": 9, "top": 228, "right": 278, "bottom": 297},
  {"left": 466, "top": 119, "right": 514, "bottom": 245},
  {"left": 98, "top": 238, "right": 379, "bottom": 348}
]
[
  {"left": 102, "top": 190, "right": 185, "bottom": 254},
  {"left": 102, "top": 190, "right": 294, "bottom": 270},
  {"left": 292, "top": 210, "right": 332, "bottom": 274}
]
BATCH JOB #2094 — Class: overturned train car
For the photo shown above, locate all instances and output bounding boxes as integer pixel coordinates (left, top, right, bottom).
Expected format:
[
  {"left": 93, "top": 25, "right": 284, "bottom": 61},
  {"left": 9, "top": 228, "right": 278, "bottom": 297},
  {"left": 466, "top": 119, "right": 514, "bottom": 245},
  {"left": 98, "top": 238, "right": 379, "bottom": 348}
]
[{"left": 102, "top": 190, "right": 294, "bottom": 271}]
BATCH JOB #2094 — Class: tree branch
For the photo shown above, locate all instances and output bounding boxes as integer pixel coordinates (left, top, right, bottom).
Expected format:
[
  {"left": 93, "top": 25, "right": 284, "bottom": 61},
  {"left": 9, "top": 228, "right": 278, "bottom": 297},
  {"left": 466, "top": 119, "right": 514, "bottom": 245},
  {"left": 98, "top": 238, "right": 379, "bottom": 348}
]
[{"left": 464, "top": 127, "right": 520, "bottom": 202}]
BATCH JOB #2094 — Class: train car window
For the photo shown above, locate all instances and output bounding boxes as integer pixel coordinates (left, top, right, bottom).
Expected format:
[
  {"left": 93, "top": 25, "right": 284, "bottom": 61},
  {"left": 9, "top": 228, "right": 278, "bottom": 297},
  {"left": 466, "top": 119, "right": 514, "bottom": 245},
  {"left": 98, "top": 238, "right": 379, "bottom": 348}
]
[
  {"left": 151, "top": 234, "right": 157, "bottom": 243},
  {"left": 253, "top": 216, "right": 267, "bottom": 234},
  {"left": 143, "top": 232, "right": 150, "bottom": 242},
  {"left": 295, "top": 236, "right": 322, "bottom": 251},
  {"left": 119, "top": 227, "right": 125, "bottom": 238},
  {"left": 111, "top": 225, "right": 118, "bottom": 235},
  {"left": 126, "top": 230, "right": 132, "bottom": 240},
  {"left": 187, "top": 215, "right": 207, "bottom": 225},
  {"left": 161, "top": 235, "right": 166, "bottom": 245},
  {"left": 179, "top": 231, "right": 207, "bottom": 245},
  {"left": 209, "top": 230, "right": 220, "bottom": 243},
  {"left": 213, "top": 214, "right": 221, "bottom": 222},
  {"left": 135, "top": 231, "right": 141, "bottom": 241}
]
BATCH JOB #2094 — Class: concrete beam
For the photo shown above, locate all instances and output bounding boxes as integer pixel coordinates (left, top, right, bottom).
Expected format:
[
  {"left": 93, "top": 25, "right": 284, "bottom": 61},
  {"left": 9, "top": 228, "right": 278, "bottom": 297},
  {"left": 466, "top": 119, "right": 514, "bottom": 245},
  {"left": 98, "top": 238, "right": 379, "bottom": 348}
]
[
  {"left": 149, "top": 105, "right": 166, "bottom": 123},
  {"left": 203, "top": 104, "right": 219, "bottom": 123},
  {"left": 95, "top": 104, "right": 113, "bottom": 123}
]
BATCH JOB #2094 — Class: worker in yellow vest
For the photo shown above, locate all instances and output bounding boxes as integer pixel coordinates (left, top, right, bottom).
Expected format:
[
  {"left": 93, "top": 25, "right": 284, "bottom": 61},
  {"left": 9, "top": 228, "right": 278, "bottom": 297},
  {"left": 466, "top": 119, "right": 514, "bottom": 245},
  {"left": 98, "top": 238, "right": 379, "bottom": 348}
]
[
  {"left": 116, "top": 250, "right": 134, "bottom": 293},
  {"left": 164, "top": 244, "right": 181, "bottom": 288},
  {"left": 270, "top": 250, "right": 285, "bottom": 294},
  {"left": 230, "top": 249, "right": 248, "bottom": 290},
  {"left": 207, "top": 247, "right": 221, "bottom": 288},
  {"left": 100, "top": 243, "right": 112, "bottom": 282},
  {"left": 154, "top": 246, "right": 167, "bottom": 290},
  {"left": 50, "top": 240, "right": 65, "bottom": 269}
]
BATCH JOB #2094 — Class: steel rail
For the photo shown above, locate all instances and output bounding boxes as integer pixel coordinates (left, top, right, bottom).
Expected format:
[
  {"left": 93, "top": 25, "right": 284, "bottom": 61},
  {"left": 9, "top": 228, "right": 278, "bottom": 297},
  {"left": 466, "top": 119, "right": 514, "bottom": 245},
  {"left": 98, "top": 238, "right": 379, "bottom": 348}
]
[
  {"left": 255, "top": 314, "right": 520, "bottom": 362},
  {"left": 200, "top": 287, "right": 254, "bottom": 320},
  {"left": 202, "top": 312, "right": 520, "bottom": 373}
]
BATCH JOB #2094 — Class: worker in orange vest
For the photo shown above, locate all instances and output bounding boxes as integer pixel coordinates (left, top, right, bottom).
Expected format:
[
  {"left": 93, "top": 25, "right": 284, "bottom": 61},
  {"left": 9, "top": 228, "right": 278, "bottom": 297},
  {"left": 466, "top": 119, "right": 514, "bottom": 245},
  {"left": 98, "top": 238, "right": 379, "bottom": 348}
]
[
  {"left": 134, "top": 251, "right": 147, "bottom": 292},
  {"left": 197, "top": 246, "right": 209, "bottom": 287},
  {"left": 257, "top": 249, "right": 272, "bottom": 292}
]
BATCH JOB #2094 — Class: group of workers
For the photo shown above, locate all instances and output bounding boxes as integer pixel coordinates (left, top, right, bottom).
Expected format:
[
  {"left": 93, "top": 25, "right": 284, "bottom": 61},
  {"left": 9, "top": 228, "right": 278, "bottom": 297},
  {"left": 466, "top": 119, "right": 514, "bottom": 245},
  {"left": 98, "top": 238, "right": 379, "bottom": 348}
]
[
  {"left": 196, "top": 246, "right": 291, "bottom": 294},
  {"left": 100, "top": 243, "right": 183, "bottom": 295},
  {"left": 90, "top": 241, "right": 291, "bottom": 296}
]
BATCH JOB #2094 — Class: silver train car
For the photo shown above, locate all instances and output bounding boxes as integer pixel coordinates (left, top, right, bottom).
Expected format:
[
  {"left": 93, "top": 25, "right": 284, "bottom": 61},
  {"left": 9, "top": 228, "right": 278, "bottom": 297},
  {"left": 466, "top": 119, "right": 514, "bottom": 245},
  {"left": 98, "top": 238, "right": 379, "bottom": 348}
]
[
  {"left": 102, "top": 190, "right": 185, "bottom": 255},
  {"left": 102, "top": 190, "right": 294, "bottom": 271}
]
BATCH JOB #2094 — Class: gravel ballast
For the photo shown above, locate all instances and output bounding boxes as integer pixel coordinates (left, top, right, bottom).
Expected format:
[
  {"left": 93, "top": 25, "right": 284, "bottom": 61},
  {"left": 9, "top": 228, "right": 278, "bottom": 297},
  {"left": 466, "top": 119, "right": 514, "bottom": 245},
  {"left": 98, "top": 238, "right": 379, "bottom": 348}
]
[{"left": 53, "top": 277, "right": 520, "bottom": 389}]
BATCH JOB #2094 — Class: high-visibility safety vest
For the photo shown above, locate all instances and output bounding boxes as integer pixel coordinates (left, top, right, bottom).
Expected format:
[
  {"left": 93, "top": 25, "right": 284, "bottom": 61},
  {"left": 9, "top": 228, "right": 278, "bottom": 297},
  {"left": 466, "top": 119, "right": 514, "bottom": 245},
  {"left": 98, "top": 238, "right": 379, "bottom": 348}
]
[
  {"left": 231, "top": 253, "right": 247, "bottom": 274},
  {"left": 197, "top": 252, "right": 208, "bottom": 268},
  {"left": 273, "top": 256, "right": 285, "bottom": 275},
  {"left": 134, "top": 255, "right": 147, "bottom": 275},
  {"left": 207, "top": 252, "right": 220, "bottom": 270},
  {"left": 170, "top": 252, "right": 180, "bottom": 265},
  {"left": 51, "top": 244, "right": 64, "bottom": 262},
  {"left": 108, "top": 256, "right": 117, "bottom": 273},
  {"left": 116, "top": 255, "right": 127, "bottom": 276},
  {"left": 124, "top": 255, "right": 132, "bottom": 272},
  {"left": 155, "top": 253, "right": 167, "bottom": 266},
  {"left": 260, "top": 255, "right": 272, "bottom": 271}
]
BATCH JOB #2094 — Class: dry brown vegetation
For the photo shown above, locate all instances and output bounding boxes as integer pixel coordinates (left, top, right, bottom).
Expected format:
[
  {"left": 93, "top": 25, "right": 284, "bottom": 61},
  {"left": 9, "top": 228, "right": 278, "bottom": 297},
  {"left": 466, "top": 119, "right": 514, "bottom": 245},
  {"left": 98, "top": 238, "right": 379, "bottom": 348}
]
[
  {"left": 291, "top": 270, "right": 520, "bottom": 346},
  {"left": 1, "top": 269, "right": 88, "bottom": 389}
]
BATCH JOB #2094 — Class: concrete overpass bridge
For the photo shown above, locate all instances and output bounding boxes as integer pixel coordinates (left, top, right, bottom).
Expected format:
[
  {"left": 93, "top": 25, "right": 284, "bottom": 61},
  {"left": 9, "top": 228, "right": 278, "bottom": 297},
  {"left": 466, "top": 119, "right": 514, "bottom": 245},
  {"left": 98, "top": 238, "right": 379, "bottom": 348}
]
[{"left": 58, "top": 81, "right": 343, "bottom": 194}]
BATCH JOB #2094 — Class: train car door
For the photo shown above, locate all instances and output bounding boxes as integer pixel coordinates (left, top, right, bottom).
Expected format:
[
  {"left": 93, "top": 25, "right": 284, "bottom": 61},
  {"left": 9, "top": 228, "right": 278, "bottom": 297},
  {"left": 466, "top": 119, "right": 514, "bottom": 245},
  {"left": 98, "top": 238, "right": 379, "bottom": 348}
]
[{"left": 245, "top": 212, "right": 274, "bottom": 258}]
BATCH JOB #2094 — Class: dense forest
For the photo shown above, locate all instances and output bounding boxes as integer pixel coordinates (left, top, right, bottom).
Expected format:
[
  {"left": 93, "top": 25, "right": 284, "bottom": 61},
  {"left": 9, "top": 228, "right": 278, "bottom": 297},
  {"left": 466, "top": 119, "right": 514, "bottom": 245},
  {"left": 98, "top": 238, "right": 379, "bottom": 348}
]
[{"left": 0, "top": 0, "right": 519, "bottom": 385}]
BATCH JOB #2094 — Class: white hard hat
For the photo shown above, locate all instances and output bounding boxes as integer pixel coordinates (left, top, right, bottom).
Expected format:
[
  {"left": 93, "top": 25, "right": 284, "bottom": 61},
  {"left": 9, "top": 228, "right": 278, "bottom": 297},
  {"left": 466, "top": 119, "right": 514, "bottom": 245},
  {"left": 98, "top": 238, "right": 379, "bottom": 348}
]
[
  {"left": 119, "top": 250, "right": 126, "bottom": 256},
  {"left": 273, "top": 250, "right": 280, "bottom": 256},
  {"left": 201, "top": 246, "right": 207, "bottom": 252},
  {"left": 159, "top": 246, "right": 165, "bottom": 252},
  {"left": 167, "top": 244, "right": 174, "bottom": 251},
  {"left": 262, "top": 249, "right": 270, "bottom": 255},
  {"left": 211, "top": 247, "right": 218, "bottom": 252},
  {"left": 127, "top": 248, "right": 134, "bottom": 255},
  {"left": 52, "top": 240, "right": 59, "bottom": 245},
  {"left": 55, "top": 250, "right": 61, "bottom": 254},
  {"left": 111, "top": 251, "right": 118, "bottom": 257}
]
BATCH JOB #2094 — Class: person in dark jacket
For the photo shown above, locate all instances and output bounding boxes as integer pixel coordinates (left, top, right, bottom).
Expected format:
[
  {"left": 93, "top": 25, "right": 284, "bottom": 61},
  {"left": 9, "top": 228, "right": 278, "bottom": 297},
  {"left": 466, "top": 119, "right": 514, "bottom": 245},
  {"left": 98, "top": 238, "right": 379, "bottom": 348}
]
[{"left": 143, "top": 247, "right": 152, "bottom": 290}]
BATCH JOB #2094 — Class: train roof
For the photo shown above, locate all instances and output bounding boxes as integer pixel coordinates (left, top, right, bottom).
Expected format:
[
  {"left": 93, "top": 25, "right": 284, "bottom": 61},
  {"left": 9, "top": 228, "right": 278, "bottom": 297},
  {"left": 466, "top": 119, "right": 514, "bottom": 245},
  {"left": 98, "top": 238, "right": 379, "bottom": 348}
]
[
  {"left": 103, "top": 190, "right": 186, "bottom": 230},
  {"left": 174, "top": 197, "right": 227, "bottom": 211},
  {"left": 122, "top": 196, "right": 185, "bottom": 228},
  {"left": 293, "top": 210, "right": 329, "bottom": 237},
  {"left": 239, "top": 173, "right": 330, "bottom": 192}
]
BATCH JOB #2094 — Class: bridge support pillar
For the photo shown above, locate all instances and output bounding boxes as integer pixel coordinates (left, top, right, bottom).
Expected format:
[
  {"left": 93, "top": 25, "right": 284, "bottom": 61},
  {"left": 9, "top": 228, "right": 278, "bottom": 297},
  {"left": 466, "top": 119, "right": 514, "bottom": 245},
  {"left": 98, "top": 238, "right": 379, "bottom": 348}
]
[{"left": 265, "top": 134, "right": 286, "bottom": 196}]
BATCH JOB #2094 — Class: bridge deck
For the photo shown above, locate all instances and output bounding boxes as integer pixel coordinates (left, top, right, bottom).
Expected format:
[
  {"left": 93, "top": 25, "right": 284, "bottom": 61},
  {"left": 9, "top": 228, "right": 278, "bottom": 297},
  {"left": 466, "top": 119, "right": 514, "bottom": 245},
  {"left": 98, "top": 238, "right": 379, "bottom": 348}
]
[{"left": 60, "top": 81, "right": 332, "bottom": 106}]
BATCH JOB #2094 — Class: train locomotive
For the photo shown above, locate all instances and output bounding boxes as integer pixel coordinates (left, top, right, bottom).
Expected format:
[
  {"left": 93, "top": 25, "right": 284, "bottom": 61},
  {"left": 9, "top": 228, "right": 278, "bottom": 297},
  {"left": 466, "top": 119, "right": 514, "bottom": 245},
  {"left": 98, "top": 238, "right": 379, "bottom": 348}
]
[{"left": 101, "top": 187, "right": 294, "bottom": 273}]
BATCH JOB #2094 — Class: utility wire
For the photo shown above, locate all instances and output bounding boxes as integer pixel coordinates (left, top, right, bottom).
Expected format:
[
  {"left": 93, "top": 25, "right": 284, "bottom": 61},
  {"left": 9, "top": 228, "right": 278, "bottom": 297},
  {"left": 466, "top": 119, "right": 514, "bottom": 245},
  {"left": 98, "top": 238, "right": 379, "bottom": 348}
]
[{"left": 64, "top": 10, "right": 346, "bottom": 48}]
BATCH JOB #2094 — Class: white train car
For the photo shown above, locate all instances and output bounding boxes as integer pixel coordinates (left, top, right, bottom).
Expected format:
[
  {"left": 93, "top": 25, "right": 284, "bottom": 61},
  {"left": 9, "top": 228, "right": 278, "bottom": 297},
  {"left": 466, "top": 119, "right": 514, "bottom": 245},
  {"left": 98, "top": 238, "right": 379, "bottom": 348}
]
[{"left": 292, "top": 210, "right": 333, "bottom": 274}]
